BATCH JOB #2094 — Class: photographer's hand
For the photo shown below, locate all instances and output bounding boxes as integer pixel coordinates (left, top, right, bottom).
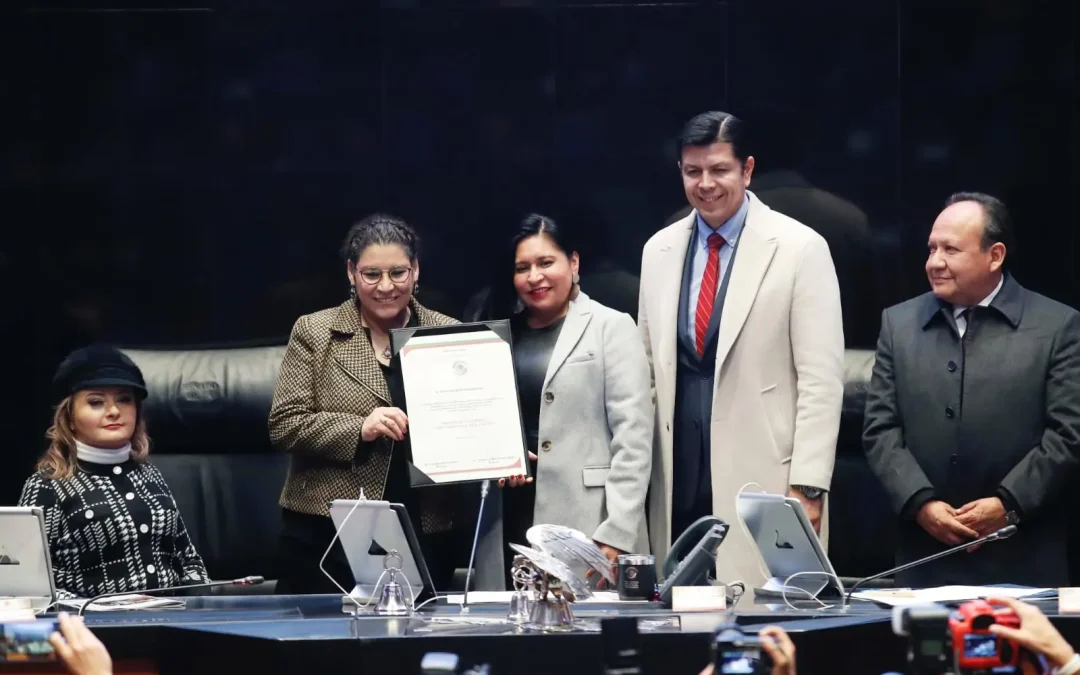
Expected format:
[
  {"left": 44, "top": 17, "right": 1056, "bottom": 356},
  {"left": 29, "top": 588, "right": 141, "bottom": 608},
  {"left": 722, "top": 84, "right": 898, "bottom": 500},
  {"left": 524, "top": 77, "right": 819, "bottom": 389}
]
[
  {"left": 986, "top": 597, "right": 1076, "bottom": 670},
  {"left": 698, "top": 626, "right": 797, "bottom": 675},
  {"left": 48, "top": 612, "right": 113, "bottom": 675},
  {"left": 759, "top": 626, "right": 797, "bottom": 675}
]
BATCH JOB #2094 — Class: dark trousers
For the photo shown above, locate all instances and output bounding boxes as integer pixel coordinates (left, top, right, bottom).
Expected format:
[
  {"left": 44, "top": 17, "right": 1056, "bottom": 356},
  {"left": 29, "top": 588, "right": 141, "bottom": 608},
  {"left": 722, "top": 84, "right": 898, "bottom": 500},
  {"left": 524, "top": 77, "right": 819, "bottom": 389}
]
[
  {"left": 274, "top": 508, "right": 462, "bottom": 595},
  {"left": 672, "top": 485, "right": 713, "bottom": 544},
  {"left": 274, "top": 509, "right": 353, "bottom": 595},
  {"left": 671, "top": 418, "right": 714, "bottom": 542}
]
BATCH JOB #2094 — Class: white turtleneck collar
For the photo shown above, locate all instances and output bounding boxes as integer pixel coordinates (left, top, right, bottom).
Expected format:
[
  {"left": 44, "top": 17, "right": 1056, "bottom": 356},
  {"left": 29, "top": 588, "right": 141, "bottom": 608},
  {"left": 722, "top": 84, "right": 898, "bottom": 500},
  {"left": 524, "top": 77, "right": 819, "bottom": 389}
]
[{"left": 75, "top": 440, "right": 132, "bottom": 465}]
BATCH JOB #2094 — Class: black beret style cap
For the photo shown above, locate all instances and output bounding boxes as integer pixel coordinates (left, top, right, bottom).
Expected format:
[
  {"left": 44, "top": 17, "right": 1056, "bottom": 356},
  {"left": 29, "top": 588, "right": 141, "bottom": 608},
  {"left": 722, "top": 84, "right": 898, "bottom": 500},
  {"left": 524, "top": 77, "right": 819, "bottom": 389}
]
[{"left": 52, "top": 344, "right": 148, "bottom": 402}]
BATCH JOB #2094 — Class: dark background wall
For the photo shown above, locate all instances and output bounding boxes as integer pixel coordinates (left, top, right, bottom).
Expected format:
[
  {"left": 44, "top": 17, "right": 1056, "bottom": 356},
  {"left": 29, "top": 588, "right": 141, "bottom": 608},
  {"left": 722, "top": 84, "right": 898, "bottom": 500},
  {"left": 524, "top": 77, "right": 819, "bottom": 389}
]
[{"left": 1, "top": 0, "right": 1077, "bottom": 504}]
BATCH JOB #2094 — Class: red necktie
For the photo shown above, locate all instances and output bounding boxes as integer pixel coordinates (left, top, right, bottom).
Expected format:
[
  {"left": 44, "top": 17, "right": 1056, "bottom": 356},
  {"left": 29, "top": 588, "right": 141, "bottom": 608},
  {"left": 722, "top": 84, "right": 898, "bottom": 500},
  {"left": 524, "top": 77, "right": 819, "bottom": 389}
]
[{"left": 694, "top": 233, "right": 725, "bottom": 356}]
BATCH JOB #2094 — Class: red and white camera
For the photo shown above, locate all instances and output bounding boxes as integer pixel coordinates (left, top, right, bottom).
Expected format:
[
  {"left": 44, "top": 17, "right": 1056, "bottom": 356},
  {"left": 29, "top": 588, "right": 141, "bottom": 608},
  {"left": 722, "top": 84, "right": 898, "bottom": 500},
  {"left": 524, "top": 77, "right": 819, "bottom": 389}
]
[{"left": 949, "top": 599, "right": 1023, "bottom": 672}]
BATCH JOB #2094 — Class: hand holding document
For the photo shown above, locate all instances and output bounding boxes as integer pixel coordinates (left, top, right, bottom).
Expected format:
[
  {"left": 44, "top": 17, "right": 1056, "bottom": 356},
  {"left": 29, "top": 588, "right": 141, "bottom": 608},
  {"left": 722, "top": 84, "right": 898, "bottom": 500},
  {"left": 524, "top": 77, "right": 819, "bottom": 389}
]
[{"left": 399, "top": 330, "right": 529, "bottom": 485}]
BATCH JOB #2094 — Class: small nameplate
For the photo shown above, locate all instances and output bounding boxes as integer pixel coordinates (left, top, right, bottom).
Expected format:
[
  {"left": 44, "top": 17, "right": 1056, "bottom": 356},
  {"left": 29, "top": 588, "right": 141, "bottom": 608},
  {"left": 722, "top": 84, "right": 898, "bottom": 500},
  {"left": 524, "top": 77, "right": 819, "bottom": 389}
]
[
  {"left": 0, "top": 608, "right": 36, "bottom": 622},
  {"left": 1059, "top": 588, "right": 1080, "bottom": 613},
  {"left": 0, "top": 598, "right": 32, "bottom": 611},
  {"left": 673, "top": 585, "right": 727, "bottom": 612}
]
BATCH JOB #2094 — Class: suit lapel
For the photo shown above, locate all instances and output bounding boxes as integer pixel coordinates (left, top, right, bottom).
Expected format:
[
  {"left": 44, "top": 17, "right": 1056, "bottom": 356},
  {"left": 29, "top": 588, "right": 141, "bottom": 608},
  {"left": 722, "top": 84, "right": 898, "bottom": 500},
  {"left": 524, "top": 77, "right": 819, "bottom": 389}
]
[
  {"left": 713, "top": 206, "right": 777, "bottom": 376},
  {"left": 658, "top": 215, "right": 696, "bottom": 377},
  {"left": 543, "top": 293, "right": 594, "bottom": 389},
  {"left": 328, "top": 300, "right": 391, "bottom": 403}
]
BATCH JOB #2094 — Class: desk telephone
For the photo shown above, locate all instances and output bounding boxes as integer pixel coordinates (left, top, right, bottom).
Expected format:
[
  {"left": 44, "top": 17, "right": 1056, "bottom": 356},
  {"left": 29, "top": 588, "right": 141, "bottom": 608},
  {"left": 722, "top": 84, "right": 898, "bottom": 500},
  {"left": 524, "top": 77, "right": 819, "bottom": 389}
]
[{"left": 658, "top": 516, "right": 730, "bottom": 606}]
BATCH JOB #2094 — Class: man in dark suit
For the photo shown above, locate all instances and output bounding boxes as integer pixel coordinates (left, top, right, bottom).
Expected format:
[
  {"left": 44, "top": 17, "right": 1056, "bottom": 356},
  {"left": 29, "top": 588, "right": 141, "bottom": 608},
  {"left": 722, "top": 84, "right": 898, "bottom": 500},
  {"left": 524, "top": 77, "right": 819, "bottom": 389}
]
[{"left": 863, "top": 192, "right": 1080, "bottom": 588}]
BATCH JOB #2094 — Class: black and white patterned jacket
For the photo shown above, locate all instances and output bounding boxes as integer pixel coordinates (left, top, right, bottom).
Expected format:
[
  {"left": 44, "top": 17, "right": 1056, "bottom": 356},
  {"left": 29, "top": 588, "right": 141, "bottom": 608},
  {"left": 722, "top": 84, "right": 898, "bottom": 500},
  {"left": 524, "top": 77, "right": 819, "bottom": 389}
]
[{"left": 18, "top": 460, "right": 209, "bottom": 599}]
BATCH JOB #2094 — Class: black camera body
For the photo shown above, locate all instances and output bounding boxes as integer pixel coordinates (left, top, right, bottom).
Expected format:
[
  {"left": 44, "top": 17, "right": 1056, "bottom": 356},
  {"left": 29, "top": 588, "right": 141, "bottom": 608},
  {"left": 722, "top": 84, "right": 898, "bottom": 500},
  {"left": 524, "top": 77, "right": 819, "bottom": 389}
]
[
  {"left": 892, "top": 605, "right": 953, "bottom": 675},
  {"left": 712, "top": 624, "right": 774, "bottom": 675}
]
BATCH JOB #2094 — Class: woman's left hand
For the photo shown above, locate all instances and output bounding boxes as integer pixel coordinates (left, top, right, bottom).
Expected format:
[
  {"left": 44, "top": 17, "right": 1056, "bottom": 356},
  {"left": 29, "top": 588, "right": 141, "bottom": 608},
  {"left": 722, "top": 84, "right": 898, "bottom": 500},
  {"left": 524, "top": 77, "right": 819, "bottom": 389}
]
[{"left": 498, "top": 451, "right": 538, "bottom": 488}]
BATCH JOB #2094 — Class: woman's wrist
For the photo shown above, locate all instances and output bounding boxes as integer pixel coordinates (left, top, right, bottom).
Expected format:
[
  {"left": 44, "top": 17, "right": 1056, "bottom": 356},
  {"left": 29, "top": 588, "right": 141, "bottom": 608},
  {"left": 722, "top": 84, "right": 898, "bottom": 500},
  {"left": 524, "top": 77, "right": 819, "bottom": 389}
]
[{"left": 1050, "top": 648, "right": 1079, "bottom": 673}]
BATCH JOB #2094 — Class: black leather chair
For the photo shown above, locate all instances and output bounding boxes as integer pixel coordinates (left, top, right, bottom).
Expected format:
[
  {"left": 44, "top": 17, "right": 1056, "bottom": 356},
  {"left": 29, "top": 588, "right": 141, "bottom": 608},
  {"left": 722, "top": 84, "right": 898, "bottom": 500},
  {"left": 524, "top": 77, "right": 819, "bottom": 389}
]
[
  {"left": 829, "top": 348, "right": 897, "bottom": 586},
  {"left": 120, "top": 340, "right": 893, "bottom": 592},
  {"left": 121, "top": 344, "right": 289, "bottom": 592}
]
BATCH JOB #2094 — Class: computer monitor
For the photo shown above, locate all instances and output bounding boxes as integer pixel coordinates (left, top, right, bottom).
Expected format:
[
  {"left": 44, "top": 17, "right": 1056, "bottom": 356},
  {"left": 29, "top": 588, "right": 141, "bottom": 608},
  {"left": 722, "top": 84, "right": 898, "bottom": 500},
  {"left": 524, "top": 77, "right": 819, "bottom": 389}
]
[
  {"left": 329, "top": 500, "right": 435, "bottom": 608},
  {"left": 0, "top": 507, "right": 56, "bottom": 612},
  {"left": 736, "top": 492, "right": 844, "bottom": 598}
]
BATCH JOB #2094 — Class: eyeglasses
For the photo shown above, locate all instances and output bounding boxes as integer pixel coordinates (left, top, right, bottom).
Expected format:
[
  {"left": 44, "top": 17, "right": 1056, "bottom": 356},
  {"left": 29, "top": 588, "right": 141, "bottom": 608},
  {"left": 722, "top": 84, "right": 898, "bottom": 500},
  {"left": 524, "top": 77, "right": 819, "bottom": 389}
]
[{"left": 357, "top": 266, "right": 413, "bottom": 285}]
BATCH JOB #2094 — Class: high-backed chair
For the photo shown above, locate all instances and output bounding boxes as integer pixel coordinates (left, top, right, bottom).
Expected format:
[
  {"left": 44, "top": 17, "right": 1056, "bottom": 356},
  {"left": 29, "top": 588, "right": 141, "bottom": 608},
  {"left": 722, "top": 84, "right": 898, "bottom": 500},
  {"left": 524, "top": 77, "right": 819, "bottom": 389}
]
[
  {"left": 829, "top": 348, "right": 897, "bottom": 585},
  {"left": 121, "top": 344, "right": 289, "bottom": 592}
]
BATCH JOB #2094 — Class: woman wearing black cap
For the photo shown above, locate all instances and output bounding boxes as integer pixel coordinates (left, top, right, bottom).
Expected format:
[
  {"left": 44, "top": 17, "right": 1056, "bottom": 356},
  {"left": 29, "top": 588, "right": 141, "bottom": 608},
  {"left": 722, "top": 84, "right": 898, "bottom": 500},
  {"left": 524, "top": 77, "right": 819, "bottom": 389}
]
[{"left": 18, "top": 345, "right": 209, "bottom": 599}]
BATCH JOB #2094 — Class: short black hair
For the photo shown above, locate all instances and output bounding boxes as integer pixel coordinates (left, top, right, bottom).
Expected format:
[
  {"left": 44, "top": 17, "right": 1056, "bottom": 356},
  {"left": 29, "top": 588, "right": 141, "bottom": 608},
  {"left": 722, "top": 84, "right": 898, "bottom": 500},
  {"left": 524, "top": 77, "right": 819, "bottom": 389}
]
[
  {"left": 341, "top": 213, "right": 420, "bottom": 266},
  {"left": 677, "top": 111, "right": 749, "bottom": 164},
  {"left": 943, "top": 192, "right": 1015, "bottom": 255}
]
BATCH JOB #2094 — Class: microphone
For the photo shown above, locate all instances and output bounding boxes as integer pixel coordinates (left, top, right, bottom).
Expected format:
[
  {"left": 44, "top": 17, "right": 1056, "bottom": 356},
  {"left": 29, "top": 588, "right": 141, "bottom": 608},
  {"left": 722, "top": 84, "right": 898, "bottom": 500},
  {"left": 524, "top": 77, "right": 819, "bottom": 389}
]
[
  {"left": 77, "top": 575, "right": 265, "bottom": 616},
  {"left": 461, "top": 479, "right": 491, "bottom": 612},
  {"left": 844, "top": 525, "right": 1017, "bottom": 606}
]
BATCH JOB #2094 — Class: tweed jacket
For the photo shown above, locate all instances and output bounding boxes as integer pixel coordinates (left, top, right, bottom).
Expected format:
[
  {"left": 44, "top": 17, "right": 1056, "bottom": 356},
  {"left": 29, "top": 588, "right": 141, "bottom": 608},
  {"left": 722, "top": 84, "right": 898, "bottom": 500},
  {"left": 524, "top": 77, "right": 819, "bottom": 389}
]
[{"left": 268, "top": 298, "right": 458, "bottom": 532}]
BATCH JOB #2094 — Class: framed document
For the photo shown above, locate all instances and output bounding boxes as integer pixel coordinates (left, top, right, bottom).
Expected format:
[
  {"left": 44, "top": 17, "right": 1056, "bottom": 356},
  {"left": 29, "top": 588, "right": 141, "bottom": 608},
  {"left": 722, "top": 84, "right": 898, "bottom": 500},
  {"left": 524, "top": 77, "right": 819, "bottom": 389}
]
[{"left": 390, "top": 321, "right": 530, "bottom": 487}]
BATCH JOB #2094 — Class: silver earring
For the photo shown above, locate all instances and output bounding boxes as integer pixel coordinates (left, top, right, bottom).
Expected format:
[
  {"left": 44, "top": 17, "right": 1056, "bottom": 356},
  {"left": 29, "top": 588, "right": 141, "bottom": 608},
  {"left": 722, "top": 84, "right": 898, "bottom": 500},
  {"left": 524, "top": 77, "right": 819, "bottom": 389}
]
[
  {"left": 349, "top": 285, "right": 356, "bottom": 300},
  {"left": 513, "top": 298, "right": 525, "bottom": 314},
  {"left": 572, "top": 272, "right": 580, "bottom": 284},
  {"left": 413, "top": 282, "right": 420, "bottom": 296}
]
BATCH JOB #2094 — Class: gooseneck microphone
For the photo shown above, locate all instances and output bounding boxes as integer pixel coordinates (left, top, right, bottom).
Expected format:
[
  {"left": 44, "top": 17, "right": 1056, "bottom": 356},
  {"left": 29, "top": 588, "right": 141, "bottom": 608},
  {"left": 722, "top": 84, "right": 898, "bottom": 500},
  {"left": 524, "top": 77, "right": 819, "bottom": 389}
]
[
  {"left": 77, "top": 575, "right": 265, "bottom": 616},
  {"left": 461, "top": 479, "right": 491, "bottom": 612},
  {"left": 844, "top": 525, "right": 1018, "bottom": 607}
]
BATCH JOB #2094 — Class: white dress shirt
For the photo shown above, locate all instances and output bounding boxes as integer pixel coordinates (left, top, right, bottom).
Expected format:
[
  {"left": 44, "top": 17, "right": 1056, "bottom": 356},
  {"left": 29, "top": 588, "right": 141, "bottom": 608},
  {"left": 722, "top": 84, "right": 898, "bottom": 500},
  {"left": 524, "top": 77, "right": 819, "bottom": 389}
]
[{"left": 953, "top": 275, "right": 1004, "bottom": 337}]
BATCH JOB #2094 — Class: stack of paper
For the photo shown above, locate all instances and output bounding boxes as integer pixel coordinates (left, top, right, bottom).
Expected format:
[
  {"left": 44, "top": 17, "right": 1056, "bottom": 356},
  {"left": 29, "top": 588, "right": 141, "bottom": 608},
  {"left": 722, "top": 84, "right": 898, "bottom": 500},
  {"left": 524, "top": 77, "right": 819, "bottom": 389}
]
[
  {"left": 57, "top": 594, "right": 186, "bottom": 612},
  {"left": 851, "top": 585, "right": 1053, "bottom": 607},
  {"left": 445, "top": 590, "right": 642, "bottom": 605}
]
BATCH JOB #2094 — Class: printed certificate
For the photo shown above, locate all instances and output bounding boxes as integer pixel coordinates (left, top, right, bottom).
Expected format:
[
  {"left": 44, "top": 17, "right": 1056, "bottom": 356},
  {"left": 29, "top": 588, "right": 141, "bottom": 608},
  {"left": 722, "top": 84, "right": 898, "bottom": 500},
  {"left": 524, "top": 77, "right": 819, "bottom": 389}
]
[{"left": 399, "top": 329, "right": 528, "bottom": 484}]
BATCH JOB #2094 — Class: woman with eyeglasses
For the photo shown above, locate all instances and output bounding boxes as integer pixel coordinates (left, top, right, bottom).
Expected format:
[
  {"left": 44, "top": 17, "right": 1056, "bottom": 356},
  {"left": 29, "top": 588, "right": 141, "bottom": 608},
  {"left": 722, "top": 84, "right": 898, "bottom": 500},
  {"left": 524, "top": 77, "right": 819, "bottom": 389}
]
[{"left": 268, "top": 213, "right": 464, "bottom": 595}]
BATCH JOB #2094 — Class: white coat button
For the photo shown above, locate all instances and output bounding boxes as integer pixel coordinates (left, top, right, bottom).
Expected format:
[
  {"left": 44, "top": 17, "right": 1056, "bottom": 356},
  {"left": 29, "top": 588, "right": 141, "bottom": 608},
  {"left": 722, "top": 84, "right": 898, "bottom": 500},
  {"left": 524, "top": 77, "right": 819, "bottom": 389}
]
[
  {"left": 125, "top": 492, "right": 134, "bottom": 501},
  {"left": 113, "top": 466, "right": 122, "bottom": 475},
  {"left": 146, "top": 564, "right": 156, "bottom": 574},
  {"left": 140, "top": 524, "right": 149, "bottom": 534},
  {"left": 84, "top": 510, "right": 94, "bottom": 519}
]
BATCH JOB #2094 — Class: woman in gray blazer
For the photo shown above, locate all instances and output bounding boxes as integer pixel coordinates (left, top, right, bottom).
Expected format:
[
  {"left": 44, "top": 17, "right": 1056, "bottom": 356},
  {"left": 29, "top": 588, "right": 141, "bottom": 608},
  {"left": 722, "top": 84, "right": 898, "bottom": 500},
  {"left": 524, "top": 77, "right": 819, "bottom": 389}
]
[{"left": 478, "top": 214, "right": 654, "bottom": 580}]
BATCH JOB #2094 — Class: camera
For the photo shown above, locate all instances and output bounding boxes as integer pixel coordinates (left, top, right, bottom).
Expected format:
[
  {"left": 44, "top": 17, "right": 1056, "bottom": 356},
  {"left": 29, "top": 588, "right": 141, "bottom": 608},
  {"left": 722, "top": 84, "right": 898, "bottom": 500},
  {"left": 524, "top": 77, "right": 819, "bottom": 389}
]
[
  {"left": 893, "top": 600, "right": 1027, "bottom": 675},
  {"left": 0, "top": 621, "right": 58, "bottom": 662},
  {"left": 893, "top": 605, "right": 952, "bottom": 675},
  {"left": 712, "top": 624, "right": 773, "bottom": 675},
  {"left": 949, "top": 600, "right": 1021, "bottom": 672}
]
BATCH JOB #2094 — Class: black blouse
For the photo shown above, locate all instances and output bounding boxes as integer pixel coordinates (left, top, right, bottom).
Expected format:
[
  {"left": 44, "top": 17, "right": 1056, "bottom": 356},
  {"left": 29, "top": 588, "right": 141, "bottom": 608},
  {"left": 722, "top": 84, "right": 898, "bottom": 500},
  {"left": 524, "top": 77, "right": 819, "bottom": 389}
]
[
  {"left": 376, "top": 312, "right": 424, "bottom": 532},
  {"left": 502, "top": 314, "right": 565, "bottom": 557}
]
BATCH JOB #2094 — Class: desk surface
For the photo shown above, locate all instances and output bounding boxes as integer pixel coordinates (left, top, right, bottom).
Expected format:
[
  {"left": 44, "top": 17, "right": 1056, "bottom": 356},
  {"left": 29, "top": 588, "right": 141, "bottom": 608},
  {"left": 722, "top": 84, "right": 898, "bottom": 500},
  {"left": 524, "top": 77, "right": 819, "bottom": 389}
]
[
  {"left": 15, "top": 594, "right": 1078, "bottom": 675},
  {"left": 75, "top": 591, "right": 895, "bottom": 640}
]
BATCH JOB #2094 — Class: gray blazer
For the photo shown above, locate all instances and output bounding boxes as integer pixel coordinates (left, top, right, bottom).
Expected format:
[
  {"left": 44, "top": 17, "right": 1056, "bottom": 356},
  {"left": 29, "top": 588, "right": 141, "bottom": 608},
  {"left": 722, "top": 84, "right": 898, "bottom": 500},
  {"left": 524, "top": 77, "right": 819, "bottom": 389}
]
[
  {"left": 863, "top": 273, "right": 1080, "bottom": 587},
  {"left": 474, "top": 292, "right": 654, "bottom": 588}
]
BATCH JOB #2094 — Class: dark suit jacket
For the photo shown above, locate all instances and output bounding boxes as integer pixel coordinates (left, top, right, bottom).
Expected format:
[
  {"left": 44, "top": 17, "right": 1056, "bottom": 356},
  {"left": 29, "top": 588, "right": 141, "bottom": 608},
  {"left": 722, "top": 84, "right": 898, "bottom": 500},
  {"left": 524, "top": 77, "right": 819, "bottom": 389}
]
[{"left": 863, "top": 274, "right": 1080, "bottom": 587}]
